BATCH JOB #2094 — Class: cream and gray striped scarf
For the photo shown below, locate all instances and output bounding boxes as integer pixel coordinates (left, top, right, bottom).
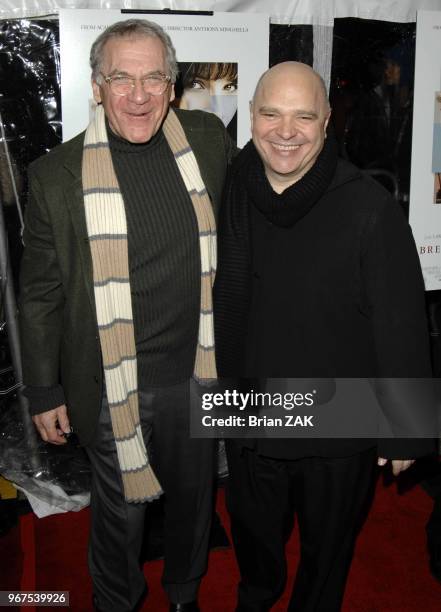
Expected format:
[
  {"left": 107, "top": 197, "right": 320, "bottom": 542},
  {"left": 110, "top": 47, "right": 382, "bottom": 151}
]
[{"left": 82, "top": 105, "right": 217, "bottom": 503}]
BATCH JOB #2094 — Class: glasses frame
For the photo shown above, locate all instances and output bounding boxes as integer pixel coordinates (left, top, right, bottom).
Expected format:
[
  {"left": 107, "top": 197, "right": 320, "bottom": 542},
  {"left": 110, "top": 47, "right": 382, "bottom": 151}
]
[{"left": 100, "top": 72, "right": 172, "bottom": 97}]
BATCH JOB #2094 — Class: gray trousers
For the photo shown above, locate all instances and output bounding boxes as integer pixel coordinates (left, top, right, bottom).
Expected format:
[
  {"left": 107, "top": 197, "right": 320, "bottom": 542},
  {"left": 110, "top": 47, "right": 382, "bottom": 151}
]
[{"left": 86, "top": 381, "right": 215, "bottom": 611}]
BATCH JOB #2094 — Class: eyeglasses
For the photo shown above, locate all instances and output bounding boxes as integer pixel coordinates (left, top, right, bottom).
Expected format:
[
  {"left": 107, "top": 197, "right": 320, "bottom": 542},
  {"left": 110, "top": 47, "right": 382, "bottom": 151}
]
[{"left": 100, "top": 72, "right": 172, "bottom": 96}]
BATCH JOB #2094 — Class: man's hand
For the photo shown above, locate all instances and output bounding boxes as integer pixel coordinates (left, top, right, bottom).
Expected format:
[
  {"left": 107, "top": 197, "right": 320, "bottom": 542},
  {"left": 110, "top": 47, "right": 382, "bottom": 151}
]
[
  {"left": 377, "top": 457, "right": 415, "bottom": 476},
  {"left": 32, "top": 404, "right": 71, "bottom": 445}
]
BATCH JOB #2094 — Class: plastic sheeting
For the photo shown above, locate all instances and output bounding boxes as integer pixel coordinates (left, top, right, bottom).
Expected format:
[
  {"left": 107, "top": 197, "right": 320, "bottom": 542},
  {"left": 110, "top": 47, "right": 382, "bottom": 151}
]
[
  {"left": 1, "top": 0, "right": 441, "bottom": 24},
  {"left": 0, "top": 19, "right": 62, "bottom": 175},
  {"left": 0, "top": 18, "right": 77, "bottom": 516},
  {"left": 0, "top": 18, "right": 61, "bottom": 284},
  {"left": 0, "top": 397, "right": 91, "bottom": 517}
]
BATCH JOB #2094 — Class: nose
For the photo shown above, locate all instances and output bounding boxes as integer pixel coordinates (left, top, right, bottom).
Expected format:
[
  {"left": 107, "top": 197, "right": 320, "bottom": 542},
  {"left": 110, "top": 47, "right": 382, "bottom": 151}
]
[
  {"left": 276, "top": 116, "right": 298, "bottom": 139},
  {"left": 129, "top": 80, "right": 151, "bottom": 103}
]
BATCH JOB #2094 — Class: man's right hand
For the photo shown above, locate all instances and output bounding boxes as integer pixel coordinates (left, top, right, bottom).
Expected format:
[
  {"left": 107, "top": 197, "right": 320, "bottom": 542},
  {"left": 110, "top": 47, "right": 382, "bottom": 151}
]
[{"left": 32, "top": 404, "right": 71, "bottom": 445}]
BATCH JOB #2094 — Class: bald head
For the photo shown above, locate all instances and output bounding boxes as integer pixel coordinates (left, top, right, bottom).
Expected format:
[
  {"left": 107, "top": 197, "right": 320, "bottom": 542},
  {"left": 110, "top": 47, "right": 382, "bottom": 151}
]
[
  {"left": 250, "top": 61, "right": 331, "bottom": 193},
  {"left": 253, "top": 61, "right": 330, "bottom": 113}
]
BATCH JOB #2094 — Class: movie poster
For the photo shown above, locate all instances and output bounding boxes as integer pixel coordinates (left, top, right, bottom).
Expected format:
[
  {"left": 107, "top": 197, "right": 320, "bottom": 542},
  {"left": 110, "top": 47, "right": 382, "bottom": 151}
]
[
  {"left": 409, "top": 10, "right": 441, "bottom": 290},
  {"left": 59, "top": 9, "right": 269, "bottom": 148}
]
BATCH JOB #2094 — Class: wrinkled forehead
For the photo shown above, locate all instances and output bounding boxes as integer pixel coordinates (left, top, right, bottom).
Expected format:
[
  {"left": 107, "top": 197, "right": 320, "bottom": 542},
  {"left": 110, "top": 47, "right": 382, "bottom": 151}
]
[{"left": 101, "top": 34, "right": 166, "bottom": 67}]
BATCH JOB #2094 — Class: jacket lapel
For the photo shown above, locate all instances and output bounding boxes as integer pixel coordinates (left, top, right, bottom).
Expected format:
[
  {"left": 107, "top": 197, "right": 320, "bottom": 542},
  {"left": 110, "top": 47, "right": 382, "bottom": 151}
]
[{"left": 63, "top": 134, "right": 95, "bottom": 309}]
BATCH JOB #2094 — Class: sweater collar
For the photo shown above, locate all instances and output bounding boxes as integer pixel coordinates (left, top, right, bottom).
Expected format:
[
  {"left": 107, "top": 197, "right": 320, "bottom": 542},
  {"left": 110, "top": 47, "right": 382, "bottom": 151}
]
[{"left": 242, "top": 132, "right": 339, "bottom": 228}]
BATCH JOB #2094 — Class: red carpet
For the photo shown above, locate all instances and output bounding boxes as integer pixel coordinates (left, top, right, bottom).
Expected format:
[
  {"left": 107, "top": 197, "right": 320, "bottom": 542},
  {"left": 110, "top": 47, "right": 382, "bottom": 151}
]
[{"left": 1, "top": 477, "right": 441, "bottom": 611}]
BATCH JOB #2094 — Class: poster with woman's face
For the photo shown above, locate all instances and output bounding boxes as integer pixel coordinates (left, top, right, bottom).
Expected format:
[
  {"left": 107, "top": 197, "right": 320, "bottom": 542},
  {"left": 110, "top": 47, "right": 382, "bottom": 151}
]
[{"left": 175, "top": 62, "right": 238, "bottom": 141}]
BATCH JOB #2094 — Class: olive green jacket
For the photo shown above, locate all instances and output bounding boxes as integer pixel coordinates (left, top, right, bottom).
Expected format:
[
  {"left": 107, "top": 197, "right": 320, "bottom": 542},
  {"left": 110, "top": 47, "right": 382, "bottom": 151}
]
[{"left": 19, "top": 109, "right": 236, "bottom": 445}]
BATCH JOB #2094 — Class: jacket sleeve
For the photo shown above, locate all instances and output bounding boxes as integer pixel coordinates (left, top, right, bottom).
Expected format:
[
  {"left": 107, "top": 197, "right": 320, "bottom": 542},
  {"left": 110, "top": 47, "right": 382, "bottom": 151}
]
[
  {"left": 19, "top": 163, "right": 66, "bottom": 412},
  {"left": 361, "top": 191, "right": 437, "bottom": 458}
]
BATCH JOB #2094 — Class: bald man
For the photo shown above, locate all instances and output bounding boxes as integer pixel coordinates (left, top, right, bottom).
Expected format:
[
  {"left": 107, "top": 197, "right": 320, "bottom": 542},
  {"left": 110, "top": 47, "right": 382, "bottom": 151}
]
[{"left": 214, "top": 62, "right": 434, "bottom": 611}]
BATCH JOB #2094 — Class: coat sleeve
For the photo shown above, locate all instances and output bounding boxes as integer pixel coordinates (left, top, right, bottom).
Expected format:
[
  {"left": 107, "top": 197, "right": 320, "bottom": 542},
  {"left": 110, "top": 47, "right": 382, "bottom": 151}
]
[
  {"left": 361, "top": 190, "right": 437, "bottom": 458},
  {"left": 19, "top": 163, "right": 66, "bottom": 412}
]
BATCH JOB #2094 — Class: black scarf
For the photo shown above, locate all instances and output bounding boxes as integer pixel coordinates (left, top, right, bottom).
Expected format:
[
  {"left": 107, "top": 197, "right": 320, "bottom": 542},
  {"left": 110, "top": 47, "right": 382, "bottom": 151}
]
[
  {"left": 243, "top": 131, "right": 338, "bottom": 227},
  {"left": 214, "top": 133, "right": 338, "bottom": 377}
]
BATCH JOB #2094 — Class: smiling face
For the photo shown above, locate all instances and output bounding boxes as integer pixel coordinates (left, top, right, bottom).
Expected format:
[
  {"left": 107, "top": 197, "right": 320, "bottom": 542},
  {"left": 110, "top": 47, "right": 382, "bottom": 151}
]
[
  {"left": 251, "top": 62, "right": 331, "bottom": 193},
  {"left": 92, "top": 35, "right": 174, "bottom": 143}
]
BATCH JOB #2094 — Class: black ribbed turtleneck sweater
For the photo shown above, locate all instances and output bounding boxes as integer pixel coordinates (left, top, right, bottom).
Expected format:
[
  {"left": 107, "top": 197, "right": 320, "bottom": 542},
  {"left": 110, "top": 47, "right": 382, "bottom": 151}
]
[{"left": 108, "top": 125, "right": 200, "bottom": 386}]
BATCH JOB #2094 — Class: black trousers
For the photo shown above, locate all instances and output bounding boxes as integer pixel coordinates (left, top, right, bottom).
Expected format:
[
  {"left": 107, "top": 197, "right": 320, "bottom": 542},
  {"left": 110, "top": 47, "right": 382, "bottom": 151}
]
[
  {"left": 225, "top": 442, "right": 376, "bottom": 612},
  {"left": 86, "top": 381, "right": 215, "bottom": 612}
]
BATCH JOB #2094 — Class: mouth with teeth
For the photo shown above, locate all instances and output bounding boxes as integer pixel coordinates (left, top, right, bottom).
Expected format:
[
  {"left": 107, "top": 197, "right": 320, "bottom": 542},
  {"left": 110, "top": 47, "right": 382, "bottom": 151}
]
[{"left": 270, "top": 142, "right": 302, "bottom": 152}]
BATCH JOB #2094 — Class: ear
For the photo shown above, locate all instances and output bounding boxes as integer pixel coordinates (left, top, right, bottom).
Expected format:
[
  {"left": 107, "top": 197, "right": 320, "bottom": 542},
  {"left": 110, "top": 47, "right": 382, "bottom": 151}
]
[
  {"left": 169, "top": 83, "right": 175, "bottom": 104},
  {"left": 92, "top": 78, "right": 102, "bottom": 104},
  {"left": 249, "top": 100, "right": 254, "bottom": 131},
  {"left": 324, "top": 109, "right": 331, "bottom": 136}
]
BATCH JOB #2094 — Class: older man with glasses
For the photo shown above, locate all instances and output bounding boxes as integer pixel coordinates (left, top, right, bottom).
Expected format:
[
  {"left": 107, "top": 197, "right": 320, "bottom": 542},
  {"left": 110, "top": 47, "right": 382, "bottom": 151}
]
[{"left": 19, "top": 18, "right": 236, "bottom": 612}]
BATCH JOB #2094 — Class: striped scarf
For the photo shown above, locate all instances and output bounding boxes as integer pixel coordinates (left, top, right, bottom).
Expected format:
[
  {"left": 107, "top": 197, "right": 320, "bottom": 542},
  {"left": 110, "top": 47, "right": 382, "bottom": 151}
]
[{"left": 82, "top": 105, "right": 217, "bottom": 503}]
